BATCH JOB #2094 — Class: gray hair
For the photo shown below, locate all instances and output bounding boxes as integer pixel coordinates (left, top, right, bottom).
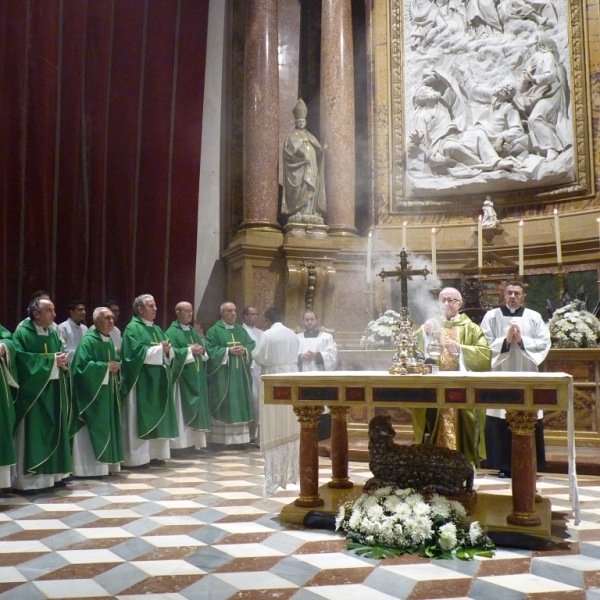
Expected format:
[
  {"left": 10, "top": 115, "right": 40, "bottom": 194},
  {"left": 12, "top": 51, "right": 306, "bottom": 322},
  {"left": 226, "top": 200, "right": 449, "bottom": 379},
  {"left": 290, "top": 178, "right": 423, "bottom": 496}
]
[
  {"left": 93, "top": 307, "right": 111, "bottom": 323},
  {"left": 220, "top": 301, "right": 235, "bottom": 314},
  {"left": 133, "top": 294, "right": 154, "bottom": 316},
  {"left": 28, "top": 297, "right": 45, "bottom": 318}
]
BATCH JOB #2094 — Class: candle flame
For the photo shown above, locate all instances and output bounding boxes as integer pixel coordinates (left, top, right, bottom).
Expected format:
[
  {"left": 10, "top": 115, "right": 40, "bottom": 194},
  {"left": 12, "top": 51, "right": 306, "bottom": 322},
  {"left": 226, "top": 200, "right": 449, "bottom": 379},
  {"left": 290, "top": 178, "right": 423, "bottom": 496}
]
[
  {"left": 432, "top": 228, "right": 435, "bottom": 233},
  {"left": 478, "top": 215, "right": 482, "bottom": 221},
  {"left": 368, "top": 232, "right": 372, "bottom": 238},
  {"left": 519, "top": 220, "right": 523, "bottom": 226},
  {"left": 554, "top": 208, "right": 558, "bottom": 215},
  {"left": 403, "top": 220, "right": 407, "bottom": 226}
]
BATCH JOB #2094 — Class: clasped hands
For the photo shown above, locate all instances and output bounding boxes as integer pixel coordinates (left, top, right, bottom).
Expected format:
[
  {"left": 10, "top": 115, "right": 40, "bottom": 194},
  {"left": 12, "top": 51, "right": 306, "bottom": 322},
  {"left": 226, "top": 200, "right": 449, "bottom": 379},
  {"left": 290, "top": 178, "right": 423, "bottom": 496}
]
[
  {"left": 161, "top": 340, "right": 172, "bottom": 354},
  {"left": 300, "top": 350, "right": 317, "bottom": 362},
  {"left": 229, "top": 345, "right": 246, "bottom": 356},
  {"left": 190, "top": 344, "right": 205, "bottom": 356},
  {"left": 506, "top": 323, "right": 522, "bottom": 344},
  {"left": 56, "top": 352, "right": 69, "bottom": 368},
  {"left": 108, "top": 361, "right": 120, "bottom": 373}
]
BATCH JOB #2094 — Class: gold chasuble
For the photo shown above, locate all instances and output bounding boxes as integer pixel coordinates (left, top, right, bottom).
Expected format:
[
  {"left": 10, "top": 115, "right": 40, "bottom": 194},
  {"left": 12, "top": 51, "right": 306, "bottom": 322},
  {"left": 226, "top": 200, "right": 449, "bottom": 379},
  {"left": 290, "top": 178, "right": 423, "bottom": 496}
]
[{"left": 414, "top": 313, "right": 491, "bottom": 465}]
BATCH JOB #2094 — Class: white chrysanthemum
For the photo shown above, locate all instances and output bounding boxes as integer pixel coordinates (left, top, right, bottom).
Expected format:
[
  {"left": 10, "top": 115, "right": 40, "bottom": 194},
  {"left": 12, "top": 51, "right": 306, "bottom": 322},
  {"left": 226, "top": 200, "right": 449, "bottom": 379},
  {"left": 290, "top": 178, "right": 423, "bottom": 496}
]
[
  {"left": 438, "top": 522, "right": 458, "bottom": 550},
  {"left": 406, "top": 515, "right": 433, "bottom": 543},
  {"left": 362, "top": 495, "right": 378, "bottom": 509},
  {"left": 413, "top": 501, "right": 432, "bottom": 517},
  {"left": 367, "top": 504, "right": 384, "bottom": 521},
  {"left": 469, "top": 521, "right": 483, "bottom": 545},
  {"left": 384, "top": 495, "right": 401, "bottom": 511},
  {"left": 393, "top": 502, "right": 413, "bottom": 522},
  {"left": 395, "top": 488, "right": 412, "bottom": 498},
  {"left": 429, "top": 497, "right": 451, "bottom": 518},
  {"left": 374, "top": 486, "right": 393, "bottom": 498},
  {"left": 448, "top": 500, "right": 467, "bottom": 517},
  {"left": 405, "top": 492, "right": 424, "bottom": 506}
]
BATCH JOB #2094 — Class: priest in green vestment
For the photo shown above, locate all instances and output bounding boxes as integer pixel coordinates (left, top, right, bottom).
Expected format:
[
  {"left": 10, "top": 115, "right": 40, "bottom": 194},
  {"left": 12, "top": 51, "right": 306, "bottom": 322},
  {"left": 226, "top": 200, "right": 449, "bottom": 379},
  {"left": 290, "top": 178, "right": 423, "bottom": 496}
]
[
  {"left": 166, "top": 302, "right": 211, "bottom": 455},
  {"left": 12, "top": 298, "right": 72, "bottom": 492},
  {"left": 414, "top": 287, "right": 491, "bottom": 465},
  {"left": 205, "top": 302, "right": 255, "bottom": 444},
  {"left": 120, "top": 294, "right": 179, "bottom": 467},
  {"left": 71, "top": 307, "right": 124, "bottom": 476},
  {"left": 0, "top": 324, "right": 17, "bottom": 488}
]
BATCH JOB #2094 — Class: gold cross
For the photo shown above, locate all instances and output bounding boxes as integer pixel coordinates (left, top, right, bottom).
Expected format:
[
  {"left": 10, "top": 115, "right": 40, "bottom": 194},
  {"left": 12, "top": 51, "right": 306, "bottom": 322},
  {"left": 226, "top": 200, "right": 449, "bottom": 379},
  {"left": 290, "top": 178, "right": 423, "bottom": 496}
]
[{"left": 227, "top": 334, "right": 242, "bottom": 368}]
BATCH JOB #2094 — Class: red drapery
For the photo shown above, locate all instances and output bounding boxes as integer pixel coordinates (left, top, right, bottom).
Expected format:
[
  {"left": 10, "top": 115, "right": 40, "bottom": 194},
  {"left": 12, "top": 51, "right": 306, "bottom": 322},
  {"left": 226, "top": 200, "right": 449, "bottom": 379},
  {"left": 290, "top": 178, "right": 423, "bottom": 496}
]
[{"left": 0, "top": 0, "right": 209, "bottom": 330}]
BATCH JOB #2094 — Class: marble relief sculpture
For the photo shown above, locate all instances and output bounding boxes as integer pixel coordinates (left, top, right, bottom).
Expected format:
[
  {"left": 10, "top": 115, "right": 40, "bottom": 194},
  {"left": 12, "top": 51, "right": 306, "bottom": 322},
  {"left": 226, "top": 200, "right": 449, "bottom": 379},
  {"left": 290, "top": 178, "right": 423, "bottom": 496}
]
[
  {"left": 403, "top": 0, "right": 574, "bottom": 198},
  {"left": 282, "top": 99, "right": 327, "bottom": 225}
]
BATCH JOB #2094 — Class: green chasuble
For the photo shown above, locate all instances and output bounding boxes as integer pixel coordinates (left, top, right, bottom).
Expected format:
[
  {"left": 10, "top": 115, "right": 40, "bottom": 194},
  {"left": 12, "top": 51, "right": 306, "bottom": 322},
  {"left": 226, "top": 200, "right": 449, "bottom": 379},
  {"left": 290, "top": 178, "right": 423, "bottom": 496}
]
[
  {"left": 413, "top": 313, "right": 492, "bottom": 465},
  {"left": 205, "top": 321, "right": 255, "bottom": 424},
  {"left": 12, "top": 320, "right": 72, "bottom": 475},
  {"left": 166, "top": 321, "right": 211, "bottom": 431},
  {"left": 120, "top": 317, "right": 179, "bottom": 439},
  {"left": 71, "top": 330, "right": 124, "bottom": 464},
  {"left": 0, "top": 325, "right": 17, "bottom": 467}
]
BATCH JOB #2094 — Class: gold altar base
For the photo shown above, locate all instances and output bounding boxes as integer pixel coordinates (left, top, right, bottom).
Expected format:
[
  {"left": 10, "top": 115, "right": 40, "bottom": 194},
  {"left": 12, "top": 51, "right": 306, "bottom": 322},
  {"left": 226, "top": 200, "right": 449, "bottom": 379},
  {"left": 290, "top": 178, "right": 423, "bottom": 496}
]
[{"left": 279, "top": 485, "right": 552, "bottom": 539}]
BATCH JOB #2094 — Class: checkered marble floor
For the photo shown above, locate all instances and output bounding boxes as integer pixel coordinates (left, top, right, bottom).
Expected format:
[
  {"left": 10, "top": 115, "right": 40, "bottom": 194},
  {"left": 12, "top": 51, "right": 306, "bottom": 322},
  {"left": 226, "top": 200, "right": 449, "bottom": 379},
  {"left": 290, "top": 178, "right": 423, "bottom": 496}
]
[{"left": 0, "top": 447, "right": 599, "bottom": 600}]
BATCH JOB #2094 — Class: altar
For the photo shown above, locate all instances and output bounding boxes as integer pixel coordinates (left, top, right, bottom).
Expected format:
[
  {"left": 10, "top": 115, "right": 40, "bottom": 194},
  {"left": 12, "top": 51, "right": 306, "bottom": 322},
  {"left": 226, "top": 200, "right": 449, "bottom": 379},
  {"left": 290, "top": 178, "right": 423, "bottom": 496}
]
[{"left": 262, "top": 370, "right": 579, "bottom": 536}]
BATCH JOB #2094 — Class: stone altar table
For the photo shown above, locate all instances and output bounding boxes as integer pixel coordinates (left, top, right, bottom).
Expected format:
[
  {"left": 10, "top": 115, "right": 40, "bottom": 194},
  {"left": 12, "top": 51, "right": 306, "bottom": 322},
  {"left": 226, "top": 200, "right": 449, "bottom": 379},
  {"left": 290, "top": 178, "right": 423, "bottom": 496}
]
[{"left": 262, "top": 371, "right": 579, "bottom": 534}]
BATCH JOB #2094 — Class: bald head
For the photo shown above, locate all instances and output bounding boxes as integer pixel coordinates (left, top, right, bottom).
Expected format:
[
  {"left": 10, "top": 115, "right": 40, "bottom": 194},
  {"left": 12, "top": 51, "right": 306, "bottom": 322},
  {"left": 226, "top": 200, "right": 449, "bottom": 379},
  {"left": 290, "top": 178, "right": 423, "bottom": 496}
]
[
  {"left": 175, "top": 302, "right": 194, "bottom": 325},
  {"left": 438, "top": 287, "right": 463, "bottom": 319}
]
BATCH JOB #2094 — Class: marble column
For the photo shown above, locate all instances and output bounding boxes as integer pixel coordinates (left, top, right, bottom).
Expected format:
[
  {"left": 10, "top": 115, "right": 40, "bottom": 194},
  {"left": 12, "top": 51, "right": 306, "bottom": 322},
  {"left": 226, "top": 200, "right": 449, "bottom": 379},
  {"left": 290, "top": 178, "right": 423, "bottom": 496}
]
[
  {"left": 328, "top": 406, "right": 353, "bottom": 489},
  {"left": 506, "top": 410, "right": 541, "bottom": 527},
  {"left": 294, "top": 406, "right": 325, "bottom": 507},
  {"left": 241, "top": 0, "right": 280, "bottom": 232},
  {"left": 320, "top": 0, "right": 358, "bottom": 236}
]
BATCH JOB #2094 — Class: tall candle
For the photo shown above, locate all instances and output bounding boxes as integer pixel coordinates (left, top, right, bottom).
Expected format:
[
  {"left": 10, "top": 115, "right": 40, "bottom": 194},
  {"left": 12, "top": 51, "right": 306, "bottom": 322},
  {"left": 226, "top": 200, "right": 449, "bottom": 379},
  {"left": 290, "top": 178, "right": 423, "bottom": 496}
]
[
  {"left": 477, "top": 215, "right": 483, "bottom": 271},
  {"left": 402, "top": 221, "right": 407, "bottom": 250},
  {"left": 597, "top": 217, "right": 600, "bottom": 250},
  {"left": 518, "top": 220, "right": 524, "bottom": 277},
  {"left": 431, "top": 228, "right": 437, "bottom": 280},
  {"left": 554, "top": 209, "right": 562, "bottom": 264},
  {"left": 366, "top": 232, "right": 372, "bottom": 284}
]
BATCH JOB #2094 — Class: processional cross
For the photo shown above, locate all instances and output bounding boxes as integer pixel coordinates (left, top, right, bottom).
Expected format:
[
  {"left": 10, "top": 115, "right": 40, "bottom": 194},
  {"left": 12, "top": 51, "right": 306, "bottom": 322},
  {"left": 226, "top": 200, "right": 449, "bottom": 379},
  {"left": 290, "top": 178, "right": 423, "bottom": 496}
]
[
  {"left": 377, "top": 249, "right": 430, "bottom": 310},
  {"left": 377, "top": 249, "right": 431, "bottom": 374}
]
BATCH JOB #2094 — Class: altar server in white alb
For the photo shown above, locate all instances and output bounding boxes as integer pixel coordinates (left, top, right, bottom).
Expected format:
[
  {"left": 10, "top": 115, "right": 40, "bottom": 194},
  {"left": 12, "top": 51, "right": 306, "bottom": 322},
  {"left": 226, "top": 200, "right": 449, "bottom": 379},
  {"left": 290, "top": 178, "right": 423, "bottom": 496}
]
[
  {"left": 480, "top": 280, "right": 551, "bottom": 478},
  {"left": 58, "top": 300, "right": 88, "bottom": 362},
  {"left": 297, "top": 310, "right": 337, "bottom": 440},
  {"left": 252, "top": 307, "right": 300, "bottom": 494},
  {"left": 297, "top": 310, "right": 337, "bottom": 372}
]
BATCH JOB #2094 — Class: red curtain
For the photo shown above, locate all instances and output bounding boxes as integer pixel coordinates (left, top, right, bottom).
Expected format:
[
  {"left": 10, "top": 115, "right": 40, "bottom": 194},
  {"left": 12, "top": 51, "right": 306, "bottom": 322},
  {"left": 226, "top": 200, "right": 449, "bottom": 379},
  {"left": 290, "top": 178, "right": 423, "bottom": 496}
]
[{"left": 0, "top": 0, "right": 209, "bottom": 330}]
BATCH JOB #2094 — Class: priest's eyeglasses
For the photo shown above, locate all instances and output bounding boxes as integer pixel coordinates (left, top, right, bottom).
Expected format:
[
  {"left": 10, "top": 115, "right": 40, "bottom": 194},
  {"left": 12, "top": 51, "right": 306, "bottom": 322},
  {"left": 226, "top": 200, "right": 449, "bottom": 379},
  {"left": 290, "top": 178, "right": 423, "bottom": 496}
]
[
  {"left": 439, "top": 298, "right": 460, "bottom": 304},
  {"left": 505, "top": 291, "right": 523, "bottom": 296}
]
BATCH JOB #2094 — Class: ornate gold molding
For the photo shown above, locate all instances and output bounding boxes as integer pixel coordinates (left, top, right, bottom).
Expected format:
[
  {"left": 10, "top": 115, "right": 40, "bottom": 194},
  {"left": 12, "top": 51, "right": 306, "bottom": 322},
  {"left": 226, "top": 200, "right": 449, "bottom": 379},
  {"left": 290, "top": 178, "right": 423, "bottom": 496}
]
[
  {"left": 294, "top": 405, "right": 324, "bottom": 428},
  {"left": 506, "top": 410, "right": 538, "bottom": 435}
]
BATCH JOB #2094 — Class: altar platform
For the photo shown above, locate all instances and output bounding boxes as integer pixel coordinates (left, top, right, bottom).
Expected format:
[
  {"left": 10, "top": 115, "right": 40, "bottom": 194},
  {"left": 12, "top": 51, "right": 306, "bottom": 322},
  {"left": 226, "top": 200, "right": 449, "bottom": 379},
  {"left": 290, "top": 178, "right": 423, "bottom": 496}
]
[{"left": 262, "top": 370, "right": 578, "bottom": 537}]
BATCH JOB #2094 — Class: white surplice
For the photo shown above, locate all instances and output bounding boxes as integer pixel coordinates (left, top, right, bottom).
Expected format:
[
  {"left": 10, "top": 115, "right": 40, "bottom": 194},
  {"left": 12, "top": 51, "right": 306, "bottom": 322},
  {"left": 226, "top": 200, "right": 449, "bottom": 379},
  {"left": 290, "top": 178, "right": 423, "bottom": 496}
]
[
  {"left": 480, "top": 307, "right": 551, "bottom": 418},
  {"left": 254, "top": 322, "right": 300, "bottom": 495},
  {"left": 58, "top": 318, "right": 88, "bottom": 363},
  {"left": 296, "top": 331, "right": 337, "bottom": 372}
]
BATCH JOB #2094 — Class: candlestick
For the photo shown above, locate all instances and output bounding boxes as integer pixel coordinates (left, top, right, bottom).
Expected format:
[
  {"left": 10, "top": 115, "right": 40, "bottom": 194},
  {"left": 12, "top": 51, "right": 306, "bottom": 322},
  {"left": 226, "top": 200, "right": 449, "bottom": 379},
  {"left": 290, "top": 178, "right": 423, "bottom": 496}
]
[
  {"left": 402, "top": 221, "right": 407, "bottom": 250},
  {"left": 366, "top": 232, "right": 372, "bottom": 284},
  {"left": 431, "top": 228, "right": 437, "bottom": 280},
  {"left": 597, "top": 217, "right": 600, "bottom": 250},
  {"left": 554, "top": 209, "right": 562, "bottom": 264},
  {"left": 477, "top": 215, "right": 483, "bottom": 271},
  {"left": 518, "top": 220, "right": 524, "bottom": 277}
]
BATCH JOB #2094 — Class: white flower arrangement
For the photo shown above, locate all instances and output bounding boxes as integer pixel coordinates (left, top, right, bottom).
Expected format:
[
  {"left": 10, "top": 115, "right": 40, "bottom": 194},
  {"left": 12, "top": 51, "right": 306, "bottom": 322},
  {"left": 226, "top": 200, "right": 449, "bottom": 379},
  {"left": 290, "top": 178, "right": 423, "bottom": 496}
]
[
  {"left": 549, "top": 301, "right": 600, "bottom": 349},
  {"left": 336, "top": 487, "right": 495, "bottom": 560},
  {"left": 359, "top": 310, "right": 402, "bottom": 350}
]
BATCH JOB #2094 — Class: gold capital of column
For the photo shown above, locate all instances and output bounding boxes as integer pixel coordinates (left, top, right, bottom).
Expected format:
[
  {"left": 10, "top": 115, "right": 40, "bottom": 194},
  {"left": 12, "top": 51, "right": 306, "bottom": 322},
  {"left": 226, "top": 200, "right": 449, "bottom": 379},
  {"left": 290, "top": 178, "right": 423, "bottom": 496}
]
[
  {"left": 294, "top": 405, "right": 324, "bottom": 427},
  {"left": 329, "top": 406, "right": 349, "bottom": 421},
  {"left": 506, "top": 410, "right": 538, "bottom": 435}
]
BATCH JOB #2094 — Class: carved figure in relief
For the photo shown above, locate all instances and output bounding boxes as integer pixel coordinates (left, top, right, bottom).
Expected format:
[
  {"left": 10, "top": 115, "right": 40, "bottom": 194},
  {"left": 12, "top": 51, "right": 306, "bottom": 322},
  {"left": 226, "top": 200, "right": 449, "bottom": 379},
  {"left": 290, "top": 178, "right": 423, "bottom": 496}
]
[
  {"left": 498, "top": 0, "right": 558, "bottom": 28},
  {"left": 409, "top": 0, "right": 448, "bottom": 50},
  {"left": 409, "top": 86, "right": 519, "bottom": 177},
  {"left": 282, "top": 99, "right": 326, "bottom": 223},
  {"left": 465, "top": 0, "right": 503, "bottom": 38},
  {"left": 518, "top": 32, "right": 570, "bottom": 162},
  {"left": 481, "top": 196, "right": 499, "bottom": 227}
]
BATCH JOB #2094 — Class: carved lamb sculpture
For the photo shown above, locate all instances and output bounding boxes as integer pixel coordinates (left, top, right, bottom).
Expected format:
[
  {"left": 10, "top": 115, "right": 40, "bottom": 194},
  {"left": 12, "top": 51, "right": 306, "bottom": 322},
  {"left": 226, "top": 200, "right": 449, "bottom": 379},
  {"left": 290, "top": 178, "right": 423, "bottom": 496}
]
[{"left": 364, "top": 414, "right": 474, "bottom": 495}]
